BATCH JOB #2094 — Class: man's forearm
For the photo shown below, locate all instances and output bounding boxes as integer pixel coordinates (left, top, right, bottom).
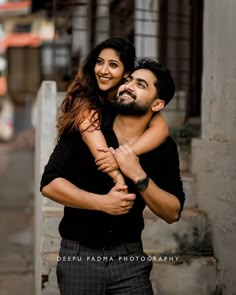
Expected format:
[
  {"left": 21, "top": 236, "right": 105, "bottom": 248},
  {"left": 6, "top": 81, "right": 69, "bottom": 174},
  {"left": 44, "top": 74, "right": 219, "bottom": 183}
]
[
  {"left": 41, "top": 177, "right": 101, "bottom": 210},
  {"left": 110, "top": 145, "right": 181, "bottom": 223},
  {"left": 139, "top": 179, "right": 180, "bottom": 224},
  {"left": 41, "top": 177, "right": 136, "bottom": 215}
]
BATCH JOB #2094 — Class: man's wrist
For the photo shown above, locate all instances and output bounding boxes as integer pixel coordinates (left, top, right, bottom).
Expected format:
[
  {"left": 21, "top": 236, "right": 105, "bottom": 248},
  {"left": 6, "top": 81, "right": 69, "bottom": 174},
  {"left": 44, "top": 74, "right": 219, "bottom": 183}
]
[
  {"left": 134, "top": 174, "right": 150, "bottom": 192},
  {"left": 132, "top": 171, "right": 147, "bottom": 183}
]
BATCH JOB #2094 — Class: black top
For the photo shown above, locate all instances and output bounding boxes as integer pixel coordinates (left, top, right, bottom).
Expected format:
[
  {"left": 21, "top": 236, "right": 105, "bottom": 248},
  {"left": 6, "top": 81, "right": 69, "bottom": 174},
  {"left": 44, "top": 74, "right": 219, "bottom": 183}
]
[{"left": 40, "top": 127, "right": 185, "bottom": 246}]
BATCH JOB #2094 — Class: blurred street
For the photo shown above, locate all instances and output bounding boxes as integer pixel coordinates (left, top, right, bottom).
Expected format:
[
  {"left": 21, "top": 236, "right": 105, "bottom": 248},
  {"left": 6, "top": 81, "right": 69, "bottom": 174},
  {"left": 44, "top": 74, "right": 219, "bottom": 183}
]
[{"left": 0, "top": 128, "right": 34, "bottom": 295}]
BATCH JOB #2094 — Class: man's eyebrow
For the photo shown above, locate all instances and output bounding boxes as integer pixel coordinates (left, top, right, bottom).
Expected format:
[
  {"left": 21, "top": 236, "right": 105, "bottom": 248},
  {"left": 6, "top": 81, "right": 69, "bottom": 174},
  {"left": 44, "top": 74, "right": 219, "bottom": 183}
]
[{"left": 134, "top": 77, "right": 149, "bottom": 87}]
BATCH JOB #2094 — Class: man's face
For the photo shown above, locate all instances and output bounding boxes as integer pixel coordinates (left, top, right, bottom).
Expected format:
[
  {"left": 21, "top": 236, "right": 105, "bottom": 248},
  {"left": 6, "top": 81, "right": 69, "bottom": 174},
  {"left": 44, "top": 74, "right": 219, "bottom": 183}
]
[{"left": 114, "top": 69, "right": 158, "bottom": 115}]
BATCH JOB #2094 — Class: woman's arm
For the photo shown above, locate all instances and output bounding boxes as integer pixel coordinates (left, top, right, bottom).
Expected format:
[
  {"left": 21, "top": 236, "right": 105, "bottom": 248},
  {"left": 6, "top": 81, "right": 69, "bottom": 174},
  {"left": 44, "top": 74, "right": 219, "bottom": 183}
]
[
  {"left": 80, "top": 116, "right": 125, "bottom": 185},
  {"left": 95, "top": 112, "right": 169, "bottom": 174},
  {"left": 131, "top": 112, "right": 169, "bottom": 155}
]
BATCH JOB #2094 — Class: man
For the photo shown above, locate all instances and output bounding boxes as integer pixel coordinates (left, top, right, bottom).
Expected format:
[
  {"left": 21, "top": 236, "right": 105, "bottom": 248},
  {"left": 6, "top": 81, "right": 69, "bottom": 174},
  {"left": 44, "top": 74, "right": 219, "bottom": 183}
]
[{"left": 41, "top": 58, "right": 185, "bottom": 295}]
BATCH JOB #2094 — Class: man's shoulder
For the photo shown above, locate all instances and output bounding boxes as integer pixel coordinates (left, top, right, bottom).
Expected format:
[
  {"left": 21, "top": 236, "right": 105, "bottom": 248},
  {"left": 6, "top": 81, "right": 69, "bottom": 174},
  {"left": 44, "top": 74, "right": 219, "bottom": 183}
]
[
  {"left": 141, "top": 136, "right": 178, "bottom": 163},
  {"left": 58, "top": 131, "right": 83, "bottom": 150},
  {"left": 155, "top": 136, "right": 178, "bottom": 153},
  {"left": 60, "top": 131, "right": 82, "bottom": 142}
]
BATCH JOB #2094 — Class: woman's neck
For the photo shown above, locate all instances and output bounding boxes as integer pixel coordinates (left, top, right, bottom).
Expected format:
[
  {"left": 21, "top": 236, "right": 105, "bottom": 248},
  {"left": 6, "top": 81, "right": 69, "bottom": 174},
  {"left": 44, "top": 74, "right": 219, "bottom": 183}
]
[{"left": 106, "top": 87, "right": 118, "bottom": 103}]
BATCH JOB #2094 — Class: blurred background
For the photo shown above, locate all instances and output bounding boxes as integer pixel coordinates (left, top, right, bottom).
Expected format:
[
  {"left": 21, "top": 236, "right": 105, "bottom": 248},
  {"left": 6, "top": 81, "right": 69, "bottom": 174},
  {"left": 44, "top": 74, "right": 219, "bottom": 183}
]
[
  {"left": 0, "top": 1, "right": 235, "bottom": 295},
  {"left": 0, "top": 0, "right": 203, "bottom": 139}
]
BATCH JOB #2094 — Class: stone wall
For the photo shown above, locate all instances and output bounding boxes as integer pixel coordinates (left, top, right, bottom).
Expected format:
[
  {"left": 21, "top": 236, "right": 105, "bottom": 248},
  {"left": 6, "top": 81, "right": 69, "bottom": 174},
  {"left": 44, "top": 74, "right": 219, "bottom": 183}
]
[
  {"left": 34, "top": 81, "right": 63, "bottom": 295},
  {"left": 191, "top": 0, "right": 236, "bottom": 294}
]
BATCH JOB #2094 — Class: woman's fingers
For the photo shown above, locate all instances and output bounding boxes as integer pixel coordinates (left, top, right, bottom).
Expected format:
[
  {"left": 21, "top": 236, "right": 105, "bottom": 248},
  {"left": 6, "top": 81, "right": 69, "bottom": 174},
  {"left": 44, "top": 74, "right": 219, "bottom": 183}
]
[{"left": 97, "top": 147, "right": 109, "bottom": 153}]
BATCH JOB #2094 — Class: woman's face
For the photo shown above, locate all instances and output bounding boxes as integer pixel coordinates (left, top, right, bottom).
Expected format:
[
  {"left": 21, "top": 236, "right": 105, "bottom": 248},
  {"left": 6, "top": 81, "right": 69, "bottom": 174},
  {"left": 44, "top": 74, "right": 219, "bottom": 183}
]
[{"left": 94, "top": 48, "right": 125, "bottom": 97}]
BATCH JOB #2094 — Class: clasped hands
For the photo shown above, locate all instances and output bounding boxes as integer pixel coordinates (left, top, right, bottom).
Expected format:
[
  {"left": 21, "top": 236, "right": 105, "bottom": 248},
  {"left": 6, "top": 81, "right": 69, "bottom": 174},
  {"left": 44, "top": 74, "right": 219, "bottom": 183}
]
[
  {"left": 95, "top": 144, "right": 143, "bottom": 182},
  {"left": 95, "top": 144, "right": 142, "bottom": 215}
]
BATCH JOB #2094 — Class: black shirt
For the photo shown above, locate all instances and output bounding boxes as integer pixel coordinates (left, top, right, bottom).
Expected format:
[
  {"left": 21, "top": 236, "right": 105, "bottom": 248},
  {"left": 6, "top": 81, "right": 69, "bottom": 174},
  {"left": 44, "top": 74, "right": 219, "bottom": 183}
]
[{"left": 40, "top": 128, "right": 185, "bottom": 246}]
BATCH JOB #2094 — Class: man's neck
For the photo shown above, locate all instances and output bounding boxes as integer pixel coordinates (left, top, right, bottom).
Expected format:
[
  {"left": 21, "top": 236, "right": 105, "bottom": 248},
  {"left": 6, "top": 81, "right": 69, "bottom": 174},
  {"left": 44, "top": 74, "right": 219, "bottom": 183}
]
[{"left": 113, "top": 113, "right": 152, "bottom": 145}]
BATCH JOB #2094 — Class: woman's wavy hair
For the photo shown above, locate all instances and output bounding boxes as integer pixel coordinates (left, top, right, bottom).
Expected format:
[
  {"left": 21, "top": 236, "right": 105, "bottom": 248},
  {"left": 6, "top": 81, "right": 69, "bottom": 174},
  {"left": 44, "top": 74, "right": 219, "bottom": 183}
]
[{"left": 56, "top": 37, "right": 136, "bottom": 140}]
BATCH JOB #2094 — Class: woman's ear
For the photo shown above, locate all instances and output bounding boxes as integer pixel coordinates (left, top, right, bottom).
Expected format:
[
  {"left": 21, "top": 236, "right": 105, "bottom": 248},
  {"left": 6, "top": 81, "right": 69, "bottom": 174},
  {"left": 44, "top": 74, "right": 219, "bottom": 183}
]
[
  {"left": 123, "top": 72, "right": 129, "bottom": 78},
  {"left": 152, "top": 99, "right": 165, "bottom": 112}
]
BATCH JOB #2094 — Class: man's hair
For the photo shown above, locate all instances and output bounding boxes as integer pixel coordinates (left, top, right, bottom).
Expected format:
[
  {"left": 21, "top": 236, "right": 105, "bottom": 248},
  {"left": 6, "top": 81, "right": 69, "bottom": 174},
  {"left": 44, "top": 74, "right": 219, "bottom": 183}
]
[{"left": 135, "top": 58, "right": 175, "bottom": 105}]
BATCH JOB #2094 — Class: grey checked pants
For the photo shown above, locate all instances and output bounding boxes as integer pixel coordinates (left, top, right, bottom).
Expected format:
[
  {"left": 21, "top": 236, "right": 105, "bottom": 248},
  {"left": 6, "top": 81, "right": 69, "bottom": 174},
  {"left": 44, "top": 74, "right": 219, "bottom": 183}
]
[{"left": 56, "top": 239, "right": 153, "bottom": 295}]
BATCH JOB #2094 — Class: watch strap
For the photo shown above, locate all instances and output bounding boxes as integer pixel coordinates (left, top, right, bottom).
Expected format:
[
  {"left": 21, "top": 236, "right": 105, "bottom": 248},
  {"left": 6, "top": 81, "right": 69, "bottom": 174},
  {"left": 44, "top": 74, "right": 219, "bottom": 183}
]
[{"left": 135, "top": 175, "right": 150, "bottom": 191}]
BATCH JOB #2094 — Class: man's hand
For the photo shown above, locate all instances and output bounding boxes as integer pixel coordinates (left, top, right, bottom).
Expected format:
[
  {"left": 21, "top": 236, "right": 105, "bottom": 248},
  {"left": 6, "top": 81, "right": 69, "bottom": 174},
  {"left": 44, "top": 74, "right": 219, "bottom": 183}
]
[
  {"left": 95, "top": 147, "right": 119, "bottom": 172},
  {"left": 100, "top": 183, "right": 136, "bottom": 215},
  {"left": 110, "top": 144, "right": 146, "bottom": 183}
]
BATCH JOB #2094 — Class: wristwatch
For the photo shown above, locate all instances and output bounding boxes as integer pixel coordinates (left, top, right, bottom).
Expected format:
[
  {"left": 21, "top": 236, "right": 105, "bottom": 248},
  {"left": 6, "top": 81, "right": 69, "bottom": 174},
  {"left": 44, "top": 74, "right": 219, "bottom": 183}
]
[{"left": 135, "top": 175, "right": 150, "bottom": 191}]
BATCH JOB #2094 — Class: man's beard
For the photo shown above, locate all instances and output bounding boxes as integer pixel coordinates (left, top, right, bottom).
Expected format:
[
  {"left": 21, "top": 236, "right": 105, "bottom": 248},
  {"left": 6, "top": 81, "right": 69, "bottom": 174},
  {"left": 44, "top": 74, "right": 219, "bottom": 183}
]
[
  {"left": 112, "top": 91, "right": 149, "bottom": 116},
  {"left": 112, "top": 101, "right": 149, "bottom": 116}
]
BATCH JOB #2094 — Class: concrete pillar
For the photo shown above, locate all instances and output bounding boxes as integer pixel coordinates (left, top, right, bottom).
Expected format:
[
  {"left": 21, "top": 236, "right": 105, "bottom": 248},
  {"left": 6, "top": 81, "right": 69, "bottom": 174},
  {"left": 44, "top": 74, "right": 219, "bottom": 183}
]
[
  {"left": 94, "top": 0, "right": 110, "bottom": 45},
  {"left": 34, "top": 81, "right": 63, "bottom": 295},
  {"left": 134, "top": 0, "right": 159, "bottom": 59},
  {"left": 71, "top": 0, "right": 90, "bottom": 61},
  {"left": 71, "top": 0, "right": 110, "bottom": 61},
  {"left": 191, "top": 1, "right": 236, "bottom": 294}
]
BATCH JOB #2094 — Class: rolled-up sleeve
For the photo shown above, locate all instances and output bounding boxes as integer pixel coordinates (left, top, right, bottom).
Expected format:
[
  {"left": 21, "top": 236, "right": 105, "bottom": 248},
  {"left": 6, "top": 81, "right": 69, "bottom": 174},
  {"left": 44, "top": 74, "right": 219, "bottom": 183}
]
[
  {"left": 145, "top": 137, "right": 185, "bottom": 218},
  {"left": 40, "top": 135, "right": 74, "bottom": 191},
  {"left": 158, "top": 139, "right": 185, "bottom": 216}
]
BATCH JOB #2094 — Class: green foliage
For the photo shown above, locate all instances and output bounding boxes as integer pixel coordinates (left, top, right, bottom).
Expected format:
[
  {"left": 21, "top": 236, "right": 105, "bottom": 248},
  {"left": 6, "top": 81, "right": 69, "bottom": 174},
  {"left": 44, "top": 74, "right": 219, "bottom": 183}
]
[
  {"left": 211, "top": 286, "right": 223, "bottom": 295},
  {"left": 170, "top": 123, "right": 193, "bottom": 151},
  {"left": 173, "top": 226, "right": 213, "bottom": 257}
]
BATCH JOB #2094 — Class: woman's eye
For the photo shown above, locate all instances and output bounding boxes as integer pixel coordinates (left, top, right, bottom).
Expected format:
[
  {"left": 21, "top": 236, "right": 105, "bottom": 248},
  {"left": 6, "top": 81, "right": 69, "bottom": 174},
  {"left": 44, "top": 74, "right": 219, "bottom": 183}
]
[
  {"left": 110, "top": 63, "right": 118, "bottom": 68},
  {"left": 96, "top": 59, "right": 103, "bottom": 65}
]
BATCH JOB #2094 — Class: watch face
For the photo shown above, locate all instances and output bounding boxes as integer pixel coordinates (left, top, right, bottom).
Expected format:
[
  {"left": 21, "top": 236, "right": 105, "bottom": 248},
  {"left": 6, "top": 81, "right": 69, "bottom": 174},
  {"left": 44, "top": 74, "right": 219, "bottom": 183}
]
[{"left": 137, "top": 176, "right": 149, "bottom": 191}]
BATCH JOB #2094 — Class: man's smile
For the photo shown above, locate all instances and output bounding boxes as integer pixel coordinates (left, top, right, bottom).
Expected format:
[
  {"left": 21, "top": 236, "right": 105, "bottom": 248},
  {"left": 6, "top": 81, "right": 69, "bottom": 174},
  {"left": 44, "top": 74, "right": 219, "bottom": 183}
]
[{"left": 118, "top": 90, "right": 136, "bottom": 101}]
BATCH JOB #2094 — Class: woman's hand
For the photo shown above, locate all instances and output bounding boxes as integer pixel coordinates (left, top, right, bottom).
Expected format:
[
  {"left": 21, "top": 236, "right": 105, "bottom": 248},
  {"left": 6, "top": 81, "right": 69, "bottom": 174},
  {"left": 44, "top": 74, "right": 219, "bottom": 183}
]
[
  {"left": 96, "top": 147, "right": 128, "bottom": 193},
  {"left": 110, "top": 144, "right": 146, "bottom": 183},
  {"left": 95, "top": 147, "right": 119, "bottom": 172}
]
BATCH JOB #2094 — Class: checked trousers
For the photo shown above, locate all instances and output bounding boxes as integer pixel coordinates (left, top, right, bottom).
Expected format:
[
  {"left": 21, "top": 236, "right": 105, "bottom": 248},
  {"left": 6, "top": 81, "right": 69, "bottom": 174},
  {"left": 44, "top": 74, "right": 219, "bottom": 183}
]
[{"left": 56, "top": 239, "right": 153, "bottom": 295}]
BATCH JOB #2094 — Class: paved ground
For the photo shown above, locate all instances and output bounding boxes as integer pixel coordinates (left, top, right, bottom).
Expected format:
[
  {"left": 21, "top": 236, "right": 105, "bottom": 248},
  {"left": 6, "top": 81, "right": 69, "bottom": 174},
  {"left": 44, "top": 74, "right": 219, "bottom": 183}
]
[{"left": 0, "top": 129, "right": 35, "bottom": 295}]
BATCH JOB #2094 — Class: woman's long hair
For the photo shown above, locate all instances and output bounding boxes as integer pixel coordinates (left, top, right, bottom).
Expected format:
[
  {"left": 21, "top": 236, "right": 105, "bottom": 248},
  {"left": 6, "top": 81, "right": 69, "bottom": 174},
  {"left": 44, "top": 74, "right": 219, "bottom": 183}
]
[{"left": 56, "top": 37, "right": 136, "bottom": 140}]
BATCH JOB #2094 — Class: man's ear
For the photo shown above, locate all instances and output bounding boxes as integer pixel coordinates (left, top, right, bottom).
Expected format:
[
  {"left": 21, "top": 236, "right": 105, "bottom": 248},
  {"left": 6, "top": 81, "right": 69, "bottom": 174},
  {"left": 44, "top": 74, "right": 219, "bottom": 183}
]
[{"left": 152, "top": 99, "right": 165, "bottom": 112}]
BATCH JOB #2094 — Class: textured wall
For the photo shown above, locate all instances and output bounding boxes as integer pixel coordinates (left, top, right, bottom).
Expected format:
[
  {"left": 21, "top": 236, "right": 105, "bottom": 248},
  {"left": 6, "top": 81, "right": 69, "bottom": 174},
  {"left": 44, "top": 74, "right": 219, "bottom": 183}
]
[
  {"left": 201, "top": 0, "right": 236, "bottom": 143},
  {"left": 192, "top": 0, "right": 236, "bottom": 294},
  {"left": 34, "top": 81, "right": 62, "bottom": 295}
]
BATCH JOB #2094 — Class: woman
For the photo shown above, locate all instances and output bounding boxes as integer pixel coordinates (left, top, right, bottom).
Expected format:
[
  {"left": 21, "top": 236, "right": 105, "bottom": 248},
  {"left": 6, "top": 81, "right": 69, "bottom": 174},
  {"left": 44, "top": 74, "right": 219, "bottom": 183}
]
[{"left": 57, "top": 37, "right": 169, "bottom": 185}]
